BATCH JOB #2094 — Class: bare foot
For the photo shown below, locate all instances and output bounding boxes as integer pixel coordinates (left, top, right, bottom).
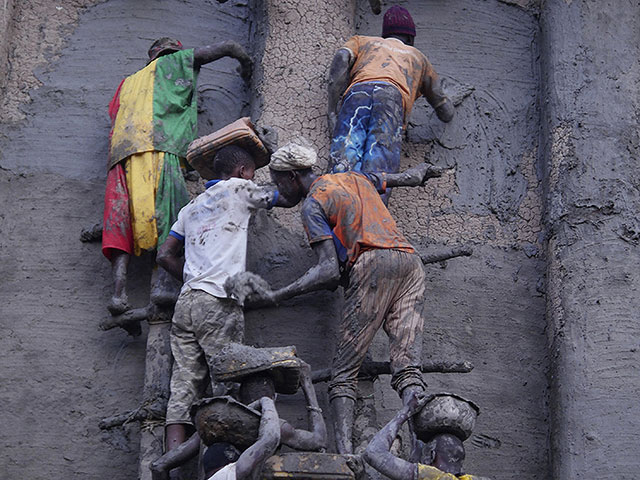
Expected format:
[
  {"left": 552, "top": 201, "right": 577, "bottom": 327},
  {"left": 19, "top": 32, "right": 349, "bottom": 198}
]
[
  {"left": 107, "top": 294, "right": 130, "bottom": 316},
  {"left": 80, "top": 223, "right": 103, "bottom": 243}
]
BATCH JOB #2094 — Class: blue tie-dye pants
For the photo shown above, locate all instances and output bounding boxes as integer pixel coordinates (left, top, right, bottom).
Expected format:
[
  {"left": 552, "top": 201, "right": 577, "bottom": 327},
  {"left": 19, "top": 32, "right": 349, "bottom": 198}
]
[{"left": 330, "top": 81, "right": 404, "bottom": 175}]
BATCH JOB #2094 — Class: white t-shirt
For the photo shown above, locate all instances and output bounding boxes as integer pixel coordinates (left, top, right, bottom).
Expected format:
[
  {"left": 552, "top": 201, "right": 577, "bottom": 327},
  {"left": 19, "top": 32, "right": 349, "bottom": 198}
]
[
  {"left": 208, "top": 461, "right": 236, "bottom": 480},
  {"left": 170, "top": 178, "right": 275, "bottom": 297}
]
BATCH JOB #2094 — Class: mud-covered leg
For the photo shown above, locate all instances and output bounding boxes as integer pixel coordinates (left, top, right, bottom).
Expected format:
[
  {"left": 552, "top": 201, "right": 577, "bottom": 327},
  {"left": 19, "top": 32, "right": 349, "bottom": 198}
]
[
  {"left": 150, "top": 265, "right": 182, "bottom": 308},
  {"left": 331, "top": 396, "right": 356, "bottom": 454},
  {"left": 108, "top": 250, "right": 130, "bottom": 315},
  {"left": 139, "top": 321, "right": 173, "bottom": 480}
]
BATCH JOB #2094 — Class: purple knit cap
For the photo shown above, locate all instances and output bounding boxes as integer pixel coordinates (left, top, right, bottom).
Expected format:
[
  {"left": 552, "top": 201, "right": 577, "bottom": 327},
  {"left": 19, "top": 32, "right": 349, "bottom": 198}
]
[{"left": 382, "top": 6, "right": 416, "bottom": 38}]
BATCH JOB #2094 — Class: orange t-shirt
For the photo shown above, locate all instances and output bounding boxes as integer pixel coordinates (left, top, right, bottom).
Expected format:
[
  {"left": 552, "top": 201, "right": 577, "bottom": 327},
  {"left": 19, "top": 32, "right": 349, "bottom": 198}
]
[
  {"left": 342, "top": 35, "right": 438, "bottom": 120},
  {"left": 301, "top": 172, "right": 415, "bottom": 268}
]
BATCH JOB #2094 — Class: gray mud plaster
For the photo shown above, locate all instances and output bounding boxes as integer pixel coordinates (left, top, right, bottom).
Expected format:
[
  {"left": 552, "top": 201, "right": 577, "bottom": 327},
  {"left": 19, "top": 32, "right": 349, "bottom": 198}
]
[
  {"left": 540, "top": 1, "right": 640, "bottom": 478},
  {"left": 0, "top": 0, "right": 251, "bottom": 181},
  {"left": 367, "top": 245, "right": 548, "bottom": 479},
  {"left": 0, "top": 171, "right": 147, "bottom": 479},
  {"left": 244, "top": 210, "right": 341, "bottom": 440},
  {"left": 356, "top": 0, "right": 541, "bottom": 221}
]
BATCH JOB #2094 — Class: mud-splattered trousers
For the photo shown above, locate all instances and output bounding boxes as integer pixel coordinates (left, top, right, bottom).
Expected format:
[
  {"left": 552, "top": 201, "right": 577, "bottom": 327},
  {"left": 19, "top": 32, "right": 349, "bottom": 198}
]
[
  {"left": 166, "top": 289, "right": 244, "bottom": 425},
  {"left": 328, "top": 248, "right": 426, "bottom": 402},
  {"left": 330, "top": 81, "right": 404, "bottom": 175}
]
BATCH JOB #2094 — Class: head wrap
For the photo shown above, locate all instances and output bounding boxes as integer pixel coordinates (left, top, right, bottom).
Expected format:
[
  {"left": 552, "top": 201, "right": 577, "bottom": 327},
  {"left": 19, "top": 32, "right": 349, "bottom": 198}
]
[
  {"left": 148, "top": 37, "right": 183, "bottom": 62},
  {"left": 269, "top": 141, "right": 317, "bottom": 171},
  {"left": 382, "top": 6, "right": 416, "bottom": 38}
]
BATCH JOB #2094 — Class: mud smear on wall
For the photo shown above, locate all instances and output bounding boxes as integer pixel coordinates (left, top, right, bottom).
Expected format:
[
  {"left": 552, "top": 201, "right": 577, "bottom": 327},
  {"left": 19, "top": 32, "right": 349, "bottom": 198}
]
[{"left": 0, "top": 0, "right": 252, "bottom": 180}]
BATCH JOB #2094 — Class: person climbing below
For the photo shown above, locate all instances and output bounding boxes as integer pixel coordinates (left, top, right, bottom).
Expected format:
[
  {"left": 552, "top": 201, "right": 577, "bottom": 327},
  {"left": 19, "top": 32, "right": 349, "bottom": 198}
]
[
  {"left": 150, "top": 361, "right": 326, "bottom": 480},
  {"left": 240, "top": 141, "right": 445, "bottom": 454},
  {"left": 155, "top": 145, "right": 295, "bottom": 453},
  {"left": 327, "top": 5, "right": 454, "bottom": 200},
  {"left": 208, "top": 396, "right": 281, "bottom": 480},
  {"left": 364, "top": 391, "right": 490, "bottom": 480},
  {"left": 101, "top": 37, "right": 252, "bottom": 316},
  {"left": 202, "top": 443, "right": 241, "bottom": 479}
]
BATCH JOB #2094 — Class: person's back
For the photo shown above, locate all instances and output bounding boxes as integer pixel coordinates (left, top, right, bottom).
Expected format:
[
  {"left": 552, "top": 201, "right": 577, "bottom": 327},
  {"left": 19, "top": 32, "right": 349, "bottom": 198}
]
[
  {"left": 159, "top": 145, "right": 278, "bottom": 452},
  {"left": 175, "top": 177, "right": 274, "bottom": 297},
  {"left": 344, "top": 35, "right": 435, "bottom": 122},
  {"left": 327, "top": 6, "right": 453, "bottom": 184},
  {"left": 303, "top": 171, "right": 415, "bottom": 268}
]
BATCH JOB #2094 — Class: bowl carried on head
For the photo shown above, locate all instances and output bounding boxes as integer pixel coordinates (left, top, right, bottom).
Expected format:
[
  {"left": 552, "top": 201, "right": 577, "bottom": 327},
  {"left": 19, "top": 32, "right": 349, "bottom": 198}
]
[
  {"left": 413, "top": 393, "right": 480, "bottom": 442},
  {"left": 191, "top": 395, "right": 261, "bottom": 449},
  {"left": 210, "top": 343, "right": 303, "bottom": 395}
]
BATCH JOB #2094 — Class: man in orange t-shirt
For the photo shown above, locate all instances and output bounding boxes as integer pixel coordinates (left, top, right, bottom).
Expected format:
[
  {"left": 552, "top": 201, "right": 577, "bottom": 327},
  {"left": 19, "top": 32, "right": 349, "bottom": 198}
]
[
  {"left": 328, "top": 6, "right": 454, "bottom": 188},
  {"left": 246, "top": 142, "right": 444, "bottom": 454}
]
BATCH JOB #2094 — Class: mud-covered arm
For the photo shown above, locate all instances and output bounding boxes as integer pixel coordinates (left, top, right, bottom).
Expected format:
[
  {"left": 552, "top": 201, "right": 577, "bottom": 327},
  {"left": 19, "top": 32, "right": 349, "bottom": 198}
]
[
  {"left": 280, "top": 362, "right": 327, "bottom": 451},
  {"left": 327, "top": 48, "right": 355, "bottom": 133},
  {"left": 150, "top": 433, "right": 200, "bottom": 480},
  {"left": 384, "top": 163, "right": 449, "bottom": 188},
  {"left": 360, "top": 164, "right": 446, "bottom": 192},
  {"left": 157, "top": 235, "right": 185, "bottom": 282},
  {"left": 421, "top": 72, "right": 454, "bottom": 123},
  {"left": 247, "top": 185, "right": 299, "bottom": 209},
  {"left": 236, "top": 397, "right": 281, "bottom": 480},
  {"left": 364, "top": 392, "right": 427, "bottom": 480},
  {"left": 271, "top": 239, "right": 340, "bottom": 304},
  {"left": 194, "top": 41, "right": 252, "bottom": 80}
]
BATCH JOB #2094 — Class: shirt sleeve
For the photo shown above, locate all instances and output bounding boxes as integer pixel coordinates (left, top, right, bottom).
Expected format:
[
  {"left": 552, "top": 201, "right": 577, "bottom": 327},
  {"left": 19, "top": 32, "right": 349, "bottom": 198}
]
[
  {"left": 301, "top": 197, "right": 334, "bottom": 244},
  {"left": 358, "top": 172, "right": 387, "bottom": 194},
  {"left": 342, "top": 35, "right": 360, "bottom": 58},
  {"left": 169, "top": 208, "right": 186, "bottom": 242}
]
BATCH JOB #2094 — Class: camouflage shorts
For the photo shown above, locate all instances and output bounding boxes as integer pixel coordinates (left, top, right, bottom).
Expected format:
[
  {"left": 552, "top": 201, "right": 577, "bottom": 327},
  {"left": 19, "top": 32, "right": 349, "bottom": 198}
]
[{"left": 166, "top": 289, "right": 244, "bottom": 425}]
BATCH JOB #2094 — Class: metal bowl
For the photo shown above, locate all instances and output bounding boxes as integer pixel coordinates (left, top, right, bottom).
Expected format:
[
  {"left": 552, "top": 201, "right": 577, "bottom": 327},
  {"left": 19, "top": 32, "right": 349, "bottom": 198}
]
[{"left": 190, "top": 396, "right": 261, "bottom": 449}]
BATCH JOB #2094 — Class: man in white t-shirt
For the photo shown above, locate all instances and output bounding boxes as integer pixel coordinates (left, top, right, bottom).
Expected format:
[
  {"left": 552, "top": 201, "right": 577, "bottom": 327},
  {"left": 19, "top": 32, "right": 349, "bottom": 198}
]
[{"left": 156, "top": 145, "right": 292, "bottom": 452}]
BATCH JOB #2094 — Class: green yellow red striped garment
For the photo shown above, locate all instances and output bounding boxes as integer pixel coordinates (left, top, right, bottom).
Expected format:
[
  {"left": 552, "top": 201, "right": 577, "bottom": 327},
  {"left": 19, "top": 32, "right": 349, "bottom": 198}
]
[
  {"left": 108, "top": 49, "right": 198, "bottom": 169},
  {"left": 102, "top": 50, "right": 195, "bottom": 258}
]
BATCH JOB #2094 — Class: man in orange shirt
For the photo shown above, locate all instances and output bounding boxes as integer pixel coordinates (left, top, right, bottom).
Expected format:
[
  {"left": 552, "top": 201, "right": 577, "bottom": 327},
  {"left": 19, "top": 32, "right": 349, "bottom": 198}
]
[
  {"left": 244, "top": 142, "right": 443, "bottom": 454},
  {"left": 328, "top": 6, "right": 454, "bottom": 187}
]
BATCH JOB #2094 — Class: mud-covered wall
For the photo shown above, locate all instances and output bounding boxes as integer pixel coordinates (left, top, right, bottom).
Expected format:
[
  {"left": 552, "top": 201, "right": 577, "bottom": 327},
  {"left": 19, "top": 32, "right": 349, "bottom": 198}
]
[
  {"left": 540, "top": 1, "right": 640, "bottom": 477},
  {"left": 0, "top": 1, "right": 251, "bottom": 478},
  {"left": 3, "top": 0, "right": 637, "bottom": 479}
]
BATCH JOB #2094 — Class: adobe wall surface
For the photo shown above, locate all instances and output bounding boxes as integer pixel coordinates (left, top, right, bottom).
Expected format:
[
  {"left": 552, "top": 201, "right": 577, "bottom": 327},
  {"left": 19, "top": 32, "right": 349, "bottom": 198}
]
[
  {"left": 540, "top": 1, "right": 640, "bottom": 477},
  {"left": 353, "top": 2, "right": 548, "bottom": 478},
  {"left": 3, "top": 0, "right": 634, "bottom": 479}
]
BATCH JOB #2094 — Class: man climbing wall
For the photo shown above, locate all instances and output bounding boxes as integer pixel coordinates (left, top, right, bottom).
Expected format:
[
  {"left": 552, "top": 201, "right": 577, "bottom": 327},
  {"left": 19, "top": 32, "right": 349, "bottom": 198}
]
[
  {"left": 101, "top": 37, "right": 252, "bottom": 316},
  {"left": 327, "top": 6, "right": 454, "bottom": 196},
  {"left": 240, "top": 141, "right": 445, "bottom": 454}
]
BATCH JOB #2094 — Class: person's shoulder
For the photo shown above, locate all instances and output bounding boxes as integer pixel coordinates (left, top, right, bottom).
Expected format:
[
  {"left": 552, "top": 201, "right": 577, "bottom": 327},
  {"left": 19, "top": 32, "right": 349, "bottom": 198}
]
[
  {"left": 309, "top": 174, "right": 336, "bottom": 193},
  {"left": 226, "top": 177, "right": 259, "bottom": 190}
]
